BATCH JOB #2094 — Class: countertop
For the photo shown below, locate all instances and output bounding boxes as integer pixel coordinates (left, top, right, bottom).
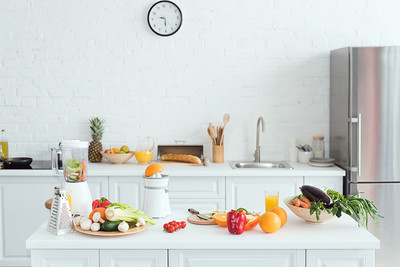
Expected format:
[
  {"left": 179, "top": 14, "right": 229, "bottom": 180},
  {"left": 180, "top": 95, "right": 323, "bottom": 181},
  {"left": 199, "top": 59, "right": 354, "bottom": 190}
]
[
  {"left": 1, "top": 162, "right": 345, "bottom": 177},
  {"left": 26, "top": 212, "right": 379, "bottom": 250}
]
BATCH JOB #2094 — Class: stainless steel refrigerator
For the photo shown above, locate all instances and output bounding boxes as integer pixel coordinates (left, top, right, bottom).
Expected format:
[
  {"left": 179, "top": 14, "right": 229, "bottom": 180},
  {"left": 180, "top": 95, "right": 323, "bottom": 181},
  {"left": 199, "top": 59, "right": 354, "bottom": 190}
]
[{"left": 330, "top": 46, "right": 400, "bottom": 267}]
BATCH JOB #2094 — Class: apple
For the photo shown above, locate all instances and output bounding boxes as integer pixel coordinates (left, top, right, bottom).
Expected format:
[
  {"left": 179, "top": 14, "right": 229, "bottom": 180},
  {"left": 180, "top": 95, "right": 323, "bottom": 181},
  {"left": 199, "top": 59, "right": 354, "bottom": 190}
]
[{"left": 104, "top": 149, "right": 113, "bottom": 154}]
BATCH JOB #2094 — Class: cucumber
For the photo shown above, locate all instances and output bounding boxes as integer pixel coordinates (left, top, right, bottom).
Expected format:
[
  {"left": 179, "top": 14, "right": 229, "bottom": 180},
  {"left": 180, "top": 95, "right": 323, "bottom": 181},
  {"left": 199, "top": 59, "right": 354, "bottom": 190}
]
[{"left": 102, "top": 221, "right": 123, "bottom": 231}]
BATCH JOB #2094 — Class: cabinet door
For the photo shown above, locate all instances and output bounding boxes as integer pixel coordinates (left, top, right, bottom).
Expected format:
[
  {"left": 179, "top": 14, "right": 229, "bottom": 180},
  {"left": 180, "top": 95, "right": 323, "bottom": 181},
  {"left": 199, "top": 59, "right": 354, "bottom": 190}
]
[
  {"left": 168, "top": 176, "right": 225, "bottom": 199},
  {"left": 0, "top": 177, "right": 59, "bottom": 266},
  {"left": 226, "top": 177, "right": 303, "bottom": 212},
  {"left": 170, "top": 198, "right": 225, "bottom": 212},
  {"left": 31, "top": 249, "right": 99, "bottom": 267},
  {"left": 304, "top": 176, "right": 343, "bottom": 194},
  {"left": 100, "top": 250, "right": 167, "bottom": 267},
  {"left": 108, "top": 177, "right": 143, "bottom": 209},
  {"left": 169, "top": 249, "right": 305, "bottom": 267},
  {"left": 307, "top": 249, "right": 374, "bottom": 267},
  {"left": 89, "top": 176, "right": 109, "bottom": 199}
]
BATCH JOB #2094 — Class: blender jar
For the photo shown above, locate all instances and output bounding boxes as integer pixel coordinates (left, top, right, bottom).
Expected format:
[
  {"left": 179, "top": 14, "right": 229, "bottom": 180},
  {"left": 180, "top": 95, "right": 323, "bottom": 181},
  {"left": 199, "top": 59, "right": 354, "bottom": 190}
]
[{"left": 52, "top": 140, "right": 89, "bottom": 182}]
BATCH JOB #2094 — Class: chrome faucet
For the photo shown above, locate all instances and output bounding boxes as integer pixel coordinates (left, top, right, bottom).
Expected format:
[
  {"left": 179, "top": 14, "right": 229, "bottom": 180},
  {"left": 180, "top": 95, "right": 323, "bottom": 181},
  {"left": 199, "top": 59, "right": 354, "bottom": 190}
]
[{"left": 254, "top": 116, "right": 265, "bottom": 162}]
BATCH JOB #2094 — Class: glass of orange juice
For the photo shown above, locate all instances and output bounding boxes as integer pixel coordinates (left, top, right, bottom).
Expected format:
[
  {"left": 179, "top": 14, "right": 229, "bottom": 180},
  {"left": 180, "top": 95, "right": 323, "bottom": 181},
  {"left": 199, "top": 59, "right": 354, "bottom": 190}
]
[{"left": 265, "top": 191, "right": 279, "bottom": 212}]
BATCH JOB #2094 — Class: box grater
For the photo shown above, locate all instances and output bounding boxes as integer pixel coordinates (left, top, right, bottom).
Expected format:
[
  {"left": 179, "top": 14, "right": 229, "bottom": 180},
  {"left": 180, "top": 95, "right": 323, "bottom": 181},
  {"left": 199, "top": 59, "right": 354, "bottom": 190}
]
[{"left": 47, "top": 186, "right": 74, "bottom": 235}]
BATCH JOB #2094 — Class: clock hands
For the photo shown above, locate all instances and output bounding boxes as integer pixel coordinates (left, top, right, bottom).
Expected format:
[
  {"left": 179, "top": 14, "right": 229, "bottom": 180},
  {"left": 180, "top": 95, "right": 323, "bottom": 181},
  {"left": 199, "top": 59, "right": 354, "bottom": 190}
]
[{"left": 159, "top": 16, "right": 167, "bottom": 27}]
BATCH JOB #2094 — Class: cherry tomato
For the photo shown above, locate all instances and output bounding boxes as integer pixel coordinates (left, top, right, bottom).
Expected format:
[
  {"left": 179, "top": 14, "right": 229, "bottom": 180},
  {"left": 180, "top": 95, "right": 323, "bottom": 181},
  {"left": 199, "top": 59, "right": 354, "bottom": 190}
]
[
  {"left": 163, "top": 223, "right": 169, "bottom": 230},
  {"left": 172, "top": 220, "right": 177, "bottom": 224},
  {"left": 167, "top": 226, "right": 175, "bottom": 233},
  {"left": 180, "top": 221, "right": 186, "bottom": 228}
]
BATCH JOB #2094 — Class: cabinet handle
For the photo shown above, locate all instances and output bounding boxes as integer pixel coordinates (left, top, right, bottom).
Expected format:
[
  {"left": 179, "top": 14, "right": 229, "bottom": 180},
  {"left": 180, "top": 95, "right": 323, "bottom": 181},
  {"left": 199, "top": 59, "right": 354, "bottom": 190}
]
[{"left": 357, "top": 113, "right": 362, "bottom": 177}]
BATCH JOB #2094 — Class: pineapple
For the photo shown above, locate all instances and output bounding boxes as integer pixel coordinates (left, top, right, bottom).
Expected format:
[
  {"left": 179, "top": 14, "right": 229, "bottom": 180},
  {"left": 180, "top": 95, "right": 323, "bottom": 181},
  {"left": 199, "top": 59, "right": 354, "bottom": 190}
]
[{"left": 88, "top": 117, "right": 105, "bottom": 163}]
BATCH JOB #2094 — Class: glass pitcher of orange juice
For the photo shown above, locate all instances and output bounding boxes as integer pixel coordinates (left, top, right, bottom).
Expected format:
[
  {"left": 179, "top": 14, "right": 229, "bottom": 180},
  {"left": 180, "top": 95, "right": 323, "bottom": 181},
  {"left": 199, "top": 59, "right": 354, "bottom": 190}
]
[
  {"left": 135, "top": 136, "right": 154, "bottom": 164},
  {"left": 265, "top": 191, "right": 279, "bottom": 212}
]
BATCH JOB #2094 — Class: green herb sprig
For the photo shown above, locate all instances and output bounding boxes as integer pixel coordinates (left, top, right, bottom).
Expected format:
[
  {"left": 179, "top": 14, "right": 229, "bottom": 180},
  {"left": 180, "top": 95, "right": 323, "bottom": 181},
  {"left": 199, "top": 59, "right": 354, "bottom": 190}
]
[{"left": 307, "top": 189, "right": 383, "bottom": 229}]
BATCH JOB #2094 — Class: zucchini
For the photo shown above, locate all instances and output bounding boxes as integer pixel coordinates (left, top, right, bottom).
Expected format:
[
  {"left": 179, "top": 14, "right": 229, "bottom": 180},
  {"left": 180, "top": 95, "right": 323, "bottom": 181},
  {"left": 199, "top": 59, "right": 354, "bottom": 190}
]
[{"left": 102, "top": 220, "right": 123, "bottom": 231}]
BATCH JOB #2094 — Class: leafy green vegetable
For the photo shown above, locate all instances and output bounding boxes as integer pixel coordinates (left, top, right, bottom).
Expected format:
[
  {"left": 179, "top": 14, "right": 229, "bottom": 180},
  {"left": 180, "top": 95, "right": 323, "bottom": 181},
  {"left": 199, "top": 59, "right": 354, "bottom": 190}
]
[
  {"left": 306, "top": 188, "right": 383, "bottom": 229},
  {"left": 105, "top": 203, "right": 155, "bottom": 225}
]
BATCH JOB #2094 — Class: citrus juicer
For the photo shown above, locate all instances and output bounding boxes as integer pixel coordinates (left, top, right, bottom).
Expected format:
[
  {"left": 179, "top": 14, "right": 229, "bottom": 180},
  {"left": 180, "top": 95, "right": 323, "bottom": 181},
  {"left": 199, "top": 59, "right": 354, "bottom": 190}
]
[
  {"left": 142, "top": 168, "right": 171, "bottom": 218},
  {"left": 51, "top": 140, "right": 92, "bottom": 217}
]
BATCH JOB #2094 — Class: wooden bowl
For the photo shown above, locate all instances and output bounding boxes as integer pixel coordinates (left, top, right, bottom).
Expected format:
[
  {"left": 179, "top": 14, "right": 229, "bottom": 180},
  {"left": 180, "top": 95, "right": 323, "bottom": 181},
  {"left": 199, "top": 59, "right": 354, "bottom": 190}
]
[
  {"left": 284, "top": 196, "right": 335, "bottom": 223},
  {"left": 101, "top": 152, "right": 134, "bottom": 164}
]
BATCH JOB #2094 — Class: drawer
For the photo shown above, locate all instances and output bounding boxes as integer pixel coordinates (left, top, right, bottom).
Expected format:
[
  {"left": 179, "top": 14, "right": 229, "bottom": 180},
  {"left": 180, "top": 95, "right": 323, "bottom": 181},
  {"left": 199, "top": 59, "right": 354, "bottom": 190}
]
[
  {"left": 170, "top": 199, "right": 225, "bottom": 212},
  {"left": 168, "top": 176, "right": 225, "bottom": 199}
]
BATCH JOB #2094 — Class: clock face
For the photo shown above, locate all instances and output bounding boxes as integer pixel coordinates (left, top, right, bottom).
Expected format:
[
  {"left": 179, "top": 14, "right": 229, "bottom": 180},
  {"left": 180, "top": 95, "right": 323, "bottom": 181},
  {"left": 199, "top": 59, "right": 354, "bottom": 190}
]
[{"left": 147, "top": 1, "right": 182, "bottom": 36}]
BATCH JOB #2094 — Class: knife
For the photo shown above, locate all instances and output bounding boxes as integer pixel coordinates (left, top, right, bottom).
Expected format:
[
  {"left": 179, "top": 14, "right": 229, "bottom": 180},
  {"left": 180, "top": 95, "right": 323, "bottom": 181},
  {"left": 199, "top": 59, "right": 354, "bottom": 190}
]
[{"left": 188, "top": 208, "right": 210, "bottom": 220}]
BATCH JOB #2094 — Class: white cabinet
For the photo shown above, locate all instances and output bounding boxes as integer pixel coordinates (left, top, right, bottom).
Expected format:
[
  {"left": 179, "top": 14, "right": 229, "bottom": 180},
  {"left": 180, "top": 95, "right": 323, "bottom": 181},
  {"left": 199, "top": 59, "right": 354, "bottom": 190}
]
[
  {"left": 168, "top": 176, "right": 225, "bottom": 199},
  {"left": 88, "top": 176, "right": 109, "bottom": 199},
  {"left": 306, "top": 249, "right": 374, "bottom": 267},
  {"left": 169, "top": 176, "right": 225, "bottom": 212},
  {"left": 226, "top": 177, "right": 303, "bottom": 212},
  {"left": 108, "top": 177, "right": 143, "bottom": 209},
  {"left": 170, "top": 198, "right": 225, "bottom": 212},
  {"left": 100, "top": 250, "right": 167, "bottom": 267},
  {"left": 304, "top": 176, "right": 343, "bottom": 194},
  {"left": 31, "top": 250, "right": 98, "bottom": 267},
  {"left": 169, "top": 249, "right": 305, "bottom": 267},
  {"left": 0, "top": 177, "right": 59, "bottom": 266}
]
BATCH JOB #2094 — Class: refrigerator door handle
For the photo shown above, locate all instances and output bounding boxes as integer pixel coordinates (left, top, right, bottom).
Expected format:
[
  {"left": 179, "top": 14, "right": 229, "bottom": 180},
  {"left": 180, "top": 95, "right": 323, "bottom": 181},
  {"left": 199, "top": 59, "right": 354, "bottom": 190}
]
[{"left": 357, "top": 113, "right": 362, "bottom": 177}]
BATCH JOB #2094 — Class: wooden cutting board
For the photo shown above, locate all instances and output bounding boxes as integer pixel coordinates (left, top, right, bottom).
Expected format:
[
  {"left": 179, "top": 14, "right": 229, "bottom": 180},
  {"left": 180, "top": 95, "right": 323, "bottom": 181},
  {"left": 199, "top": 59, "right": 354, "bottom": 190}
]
[{"left": 187, "top": 213, "right": 216, "bottom": 225}]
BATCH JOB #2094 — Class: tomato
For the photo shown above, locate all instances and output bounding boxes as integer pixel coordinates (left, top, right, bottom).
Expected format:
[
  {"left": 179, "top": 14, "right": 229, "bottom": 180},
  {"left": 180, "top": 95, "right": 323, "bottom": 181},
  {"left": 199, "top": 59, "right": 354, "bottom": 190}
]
[
  {"left": 167, "top": 226, "right": 175, "bottom": 233},
  {"left": 163, "top": 223, "right": 169, "bottom": 230},
  {"left": 172, "top": 220, "right": 177, "bottom": 224},
  {"left": 180, "top": 221, "right": 186, "bottom": 228}
]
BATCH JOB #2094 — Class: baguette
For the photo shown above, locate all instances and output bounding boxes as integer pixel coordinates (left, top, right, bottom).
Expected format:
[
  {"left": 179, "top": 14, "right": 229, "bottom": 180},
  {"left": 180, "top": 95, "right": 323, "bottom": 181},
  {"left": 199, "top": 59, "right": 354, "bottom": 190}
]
[{"left": 160, "top": 154, "right": 202, "bottom": 164}]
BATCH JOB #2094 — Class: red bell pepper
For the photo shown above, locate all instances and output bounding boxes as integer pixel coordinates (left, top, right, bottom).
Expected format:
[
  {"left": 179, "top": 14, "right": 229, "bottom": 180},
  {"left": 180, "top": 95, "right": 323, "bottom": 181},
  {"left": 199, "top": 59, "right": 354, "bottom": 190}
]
[
  {"left": 92, "top": 197, "right": 112, "bottom": 210},
  {"left": 227, "top": 208, "right": 247, "bottom": 235}
]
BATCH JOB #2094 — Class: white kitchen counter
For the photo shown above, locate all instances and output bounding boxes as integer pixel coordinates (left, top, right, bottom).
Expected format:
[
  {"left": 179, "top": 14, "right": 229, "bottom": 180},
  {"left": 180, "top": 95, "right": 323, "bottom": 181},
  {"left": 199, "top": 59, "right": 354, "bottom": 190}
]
[
  {"left": 26, "top": 212, "right": 378, "bottom": 250},
  {"left": 0, "top": 161, "right": 345, "bottom": 177}
]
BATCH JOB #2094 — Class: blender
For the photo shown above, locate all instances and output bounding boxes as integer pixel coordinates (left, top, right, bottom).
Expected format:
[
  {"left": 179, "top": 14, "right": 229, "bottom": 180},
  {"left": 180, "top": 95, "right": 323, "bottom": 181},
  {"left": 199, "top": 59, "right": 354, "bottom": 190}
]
[{"left": 51, "top": 140, "right": 92, "bottom": 217}]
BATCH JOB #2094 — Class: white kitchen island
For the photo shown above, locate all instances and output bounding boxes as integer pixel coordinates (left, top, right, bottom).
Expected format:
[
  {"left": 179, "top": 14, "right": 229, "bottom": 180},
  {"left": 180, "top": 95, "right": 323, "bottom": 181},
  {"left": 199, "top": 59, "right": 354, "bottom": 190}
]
[
  {"left": 1, "top": 162, "right": 346, "bottom": 266},
  {"left": 26, "top": 212, "right": 379, "bottom": 267}
]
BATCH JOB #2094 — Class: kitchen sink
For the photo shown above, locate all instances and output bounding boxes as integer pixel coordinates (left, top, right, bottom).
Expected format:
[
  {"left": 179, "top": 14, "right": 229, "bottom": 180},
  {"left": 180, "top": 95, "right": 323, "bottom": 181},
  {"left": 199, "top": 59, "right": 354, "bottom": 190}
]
[{"left": 230, "top": 161, "right": 293, "bottom": 169}]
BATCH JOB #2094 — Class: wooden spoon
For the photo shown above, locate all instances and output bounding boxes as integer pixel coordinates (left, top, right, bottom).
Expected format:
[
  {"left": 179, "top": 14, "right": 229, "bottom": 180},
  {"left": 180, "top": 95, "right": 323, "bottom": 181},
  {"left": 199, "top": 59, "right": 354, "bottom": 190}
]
[
  {"left": 220, "top": 113, "right": 230, "bottom": 145},
  {"left": 207, "top": 127, "right": 215, "bottom": 145},
  {"left": 223, "top": 113, "right": 230, "bottom": 128}
]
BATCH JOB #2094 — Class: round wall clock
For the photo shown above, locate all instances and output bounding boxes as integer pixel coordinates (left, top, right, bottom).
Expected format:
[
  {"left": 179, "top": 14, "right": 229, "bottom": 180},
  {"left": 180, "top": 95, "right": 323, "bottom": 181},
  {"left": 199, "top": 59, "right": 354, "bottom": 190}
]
[{"left": 147, "top": 1, "right": 182, "bottom": 37}]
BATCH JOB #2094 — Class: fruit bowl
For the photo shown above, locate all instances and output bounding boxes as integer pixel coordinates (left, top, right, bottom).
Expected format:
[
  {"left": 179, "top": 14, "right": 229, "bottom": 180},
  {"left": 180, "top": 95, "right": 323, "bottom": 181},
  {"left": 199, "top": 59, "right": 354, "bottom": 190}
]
[
  {"left": 284, "top": 196, "right": 335, "bottom": 223},
  {"left": 101, "top": 152, "right": 134, "bottom": 164}
]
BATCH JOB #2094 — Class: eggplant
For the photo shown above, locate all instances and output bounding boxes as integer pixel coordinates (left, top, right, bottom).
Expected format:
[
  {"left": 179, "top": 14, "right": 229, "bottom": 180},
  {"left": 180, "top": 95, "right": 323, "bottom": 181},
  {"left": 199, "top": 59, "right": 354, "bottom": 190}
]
[{"left": 300, "top": 185, "right": 333, "bottom": 208}]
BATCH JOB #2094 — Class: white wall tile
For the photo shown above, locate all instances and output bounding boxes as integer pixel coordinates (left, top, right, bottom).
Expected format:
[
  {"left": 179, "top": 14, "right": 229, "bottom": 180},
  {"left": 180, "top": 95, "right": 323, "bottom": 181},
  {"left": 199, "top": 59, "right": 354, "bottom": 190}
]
[{"left": 1, "top": 0, "right": 400, "bottom": 160}]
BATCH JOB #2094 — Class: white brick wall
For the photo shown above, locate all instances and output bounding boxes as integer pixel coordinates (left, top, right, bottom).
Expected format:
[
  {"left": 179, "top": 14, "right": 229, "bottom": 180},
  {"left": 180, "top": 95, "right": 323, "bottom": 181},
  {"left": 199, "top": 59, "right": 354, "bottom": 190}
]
[{"left": 1, "top": 0, "right": 400, "bottom": 161}]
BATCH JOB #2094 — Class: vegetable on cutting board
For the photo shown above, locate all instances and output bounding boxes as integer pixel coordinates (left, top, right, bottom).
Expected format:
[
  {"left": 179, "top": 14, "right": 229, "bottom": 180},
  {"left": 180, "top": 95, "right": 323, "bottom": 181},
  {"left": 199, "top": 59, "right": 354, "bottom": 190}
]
[
  {"left": 105, "top": 203, "right": 155, "bottom": 225},
  {"left": 291, "top": 185, "right": 383, "bottom": 228}
]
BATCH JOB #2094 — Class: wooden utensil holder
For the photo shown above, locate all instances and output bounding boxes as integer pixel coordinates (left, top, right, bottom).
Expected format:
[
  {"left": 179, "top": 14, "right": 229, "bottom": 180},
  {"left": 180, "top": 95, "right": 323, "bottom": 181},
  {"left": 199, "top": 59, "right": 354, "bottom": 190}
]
[{"left": 212, "top": 145, "right": 224, "bottom": 163}]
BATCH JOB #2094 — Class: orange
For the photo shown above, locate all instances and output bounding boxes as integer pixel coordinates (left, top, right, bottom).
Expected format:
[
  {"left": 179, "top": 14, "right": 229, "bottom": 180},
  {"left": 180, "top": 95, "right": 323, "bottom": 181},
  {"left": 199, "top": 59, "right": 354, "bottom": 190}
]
[
  {"left": 259, "top": 212, "right": 281, "bottom": 233},
  {"left": 145, "top": 163, "right": 164, "bottom": 177},
  {"left": 270, "top": 207, "right": 287, "bottom": 227},
  {"left": 112, "top": 147, "right": 120, "bottom": 153},
  {"left": 213, "top": 213, "right": 227, "bottom": 227},
  {"left": 244, "top": 214, "right": 261, "bottom": 230}
]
